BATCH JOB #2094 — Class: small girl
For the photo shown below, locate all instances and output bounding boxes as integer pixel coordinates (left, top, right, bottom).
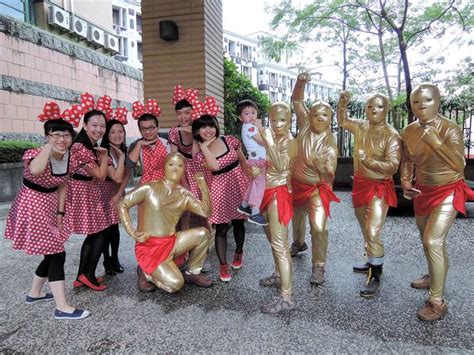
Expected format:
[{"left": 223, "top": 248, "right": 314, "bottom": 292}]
[
  {"left": 4, "top": 101, "right": 89, "bottom": 320},
  {"left": 236, "top": 100, "right": 268, "bottom": 226},
  {"left": 192, "top": 97, "right": 250, "bottom": 282},
  {"left": 99, "top": 109, "right": 130, "bottom": 275}
]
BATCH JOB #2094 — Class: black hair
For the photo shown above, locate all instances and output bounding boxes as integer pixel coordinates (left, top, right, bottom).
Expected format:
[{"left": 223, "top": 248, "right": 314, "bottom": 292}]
[
  {"left": 43, "top": 118, "right": 75, "bottom": 137},
  {"left": 100, "top": 119, "right": 127, "bottom": 153},
  {"left": 73, "top": 109, "right": 107, "bottom": 151},
  {"left": 137, "top": 113, "right": 158, "bottom": 127},
  {"left": 192, "top": 115, "right": 220, "bottom": 143},
  {"left": 175, "top": 99, "right": 193, "bottom": 111},
  {"left": 236, "top": 99, "right": 258, "bottom": 116}
]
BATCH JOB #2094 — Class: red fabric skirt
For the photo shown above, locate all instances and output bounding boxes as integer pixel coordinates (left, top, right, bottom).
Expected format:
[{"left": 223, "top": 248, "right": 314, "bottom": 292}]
[
  {"left": 352, "top": 174, "right": 397, "bottom": 208},
  {"left": 135, "top": 235, "right": 176, "bottom": 274},
  {"left": 414, "top": 179, "right": 474, "bottom": 216},
  {"left": 260, "top": 185, "right": 293, "bottom": 226},
  {"left": 291, "top": 178, "right": 340, "bottom": 217}
]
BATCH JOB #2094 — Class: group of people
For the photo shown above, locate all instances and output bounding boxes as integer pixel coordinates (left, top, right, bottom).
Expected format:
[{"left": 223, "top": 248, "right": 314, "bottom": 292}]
[{"left": 4, "top": 77, "right": 472, "bottom": 322}]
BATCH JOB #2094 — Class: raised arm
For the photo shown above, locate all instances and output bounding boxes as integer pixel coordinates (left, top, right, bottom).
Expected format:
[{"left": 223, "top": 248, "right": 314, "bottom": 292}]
[
  {"left": 116, "top": 184, "right": 149, "bottom": 242},
  {"left": 185, "top": 173, "right": 212, "bottom": 218},
  {"left": 292, "top": 72, "right": 310, "bottom": 129},
  {"left": 336, "top": 91, "right": 359, "bottom": 133},
  {"left": 29, "top": 145, "right": 54, "bottom": 176}
]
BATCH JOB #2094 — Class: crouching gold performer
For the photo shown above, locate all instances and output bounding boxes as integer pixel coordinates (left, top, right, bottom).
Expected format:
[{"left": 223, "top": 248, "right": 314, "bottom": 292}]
[
  {"left": 117, "top": 152, "right": 213, "bottom": 293},
  {"left": 290, "top": 72, "right": 340, "bottom": 285},
  {"left": 259, "top": 102, "right": 298, "bottom": 314},
  {"left": 401, "top": 84, "right": 474, "bottom": 321},
  {"left": 337, "top": 91, "right": 401, "bottom": 298}
]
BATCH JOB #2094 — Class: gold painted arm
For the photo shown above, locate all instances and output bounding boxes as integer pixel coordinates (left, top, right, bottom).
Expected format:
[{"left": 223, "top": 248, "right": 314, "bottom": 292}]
[{"left": 116, "top": 184, "right": 149, "bottom": 241}]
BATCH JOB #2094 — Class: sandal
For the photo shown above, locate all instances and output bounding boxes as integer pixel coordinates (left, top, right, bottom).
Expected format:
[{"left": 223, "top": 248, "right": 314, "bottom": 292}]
[
  {"left": 261, "top": 297, "right": 295, "bottom": 314},
  {"left": 259, "top": 273, "right": 280, "bottom": 287}
]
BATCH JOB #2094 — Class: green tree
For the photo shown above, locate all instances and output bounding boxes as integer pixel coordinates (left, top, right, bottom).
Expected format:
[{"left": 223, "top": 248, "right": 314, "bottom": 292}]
[{"left": 224, "top": 57, "right": 271, "bottom": 137}]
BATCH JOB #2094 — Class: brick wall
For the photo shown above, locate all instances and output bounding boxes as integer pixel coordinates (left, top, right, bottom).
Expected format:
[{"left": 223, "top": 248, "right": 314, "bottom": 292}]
[{"left": 0, "top": 15, "right": 144, "bottom": 139}]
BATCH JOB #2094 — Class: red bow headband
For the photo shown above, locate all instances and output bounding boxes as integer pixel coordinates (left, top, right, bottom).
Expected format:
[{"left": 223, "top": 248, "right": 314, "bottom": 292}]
[
  {"left": 37, "top": 101, "right": 82, "bottom": 128},
  {"left": 132, "top": 99, "right": 162, "bottom": 120},
  {"left": 191, "top": 96, "right": 221, "bottom": 120},
  {"left": 80, "top": 92, "right": 113, "bottom": 120},
  {"left": 113, "top": 107, "right": 128, "bottom": 125},
  {"left": 172, "top": 85, "right": 200, "bottom": 106}
]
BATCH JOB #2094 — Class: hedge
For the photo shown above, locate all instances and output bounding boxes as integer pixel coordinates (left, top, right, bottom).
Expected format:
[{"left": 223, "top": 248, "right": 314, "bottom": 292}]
[{"left": 0, "top": 140, "right": 41, "bottom": 163}]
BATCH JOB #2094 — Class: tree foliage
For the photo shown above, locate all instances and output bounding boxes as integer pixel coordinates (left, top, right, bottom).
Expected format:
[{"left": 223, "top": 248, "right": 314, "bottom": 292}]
[{"left": 224, "top": 57, "right": 271, "bottom": 137}]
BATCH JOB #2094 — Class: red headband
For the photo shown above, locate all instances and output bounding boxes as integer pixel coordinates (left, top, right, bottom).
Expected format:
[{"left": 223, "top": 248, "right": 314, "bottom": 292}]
[
  {"left": 113, "top": 107, "right": 128, "bottom": 125},
  {"left": 132, "top": 99, "right": 162, "bottom": 120},
  {"left": 191, "top": 96, "right": 221, "bottom": 120},
  {"left": 80, "top": 92, "right": 113, "bottom": 120},
  {"left": 37, "top": 101, "right": 82, "bottom": 128},
  {"left": 172, "top": 85, "right": 200, "bottom": 106}
]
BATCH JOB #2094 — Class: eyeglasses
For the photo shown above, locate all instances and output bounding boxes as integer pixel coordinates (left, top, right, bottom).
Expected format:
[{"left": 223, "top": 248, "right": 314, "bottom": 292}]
[
  {"left": 49, "top": 133, "right": 72, "bottom": 140},
  {"left": 139, "top": 126, "right": 158, "bottom": 132}
]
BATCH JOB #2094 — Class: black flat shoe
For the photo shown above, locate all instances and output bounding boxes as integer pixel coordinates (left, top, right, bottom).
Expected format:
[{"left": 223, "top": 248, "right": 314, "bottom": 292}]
[
  {"left": 103, "top": 260, "right": 116, "bottom": 276},
  {"left": 112, "top": 261, "right": 124, "bottom": 273}
]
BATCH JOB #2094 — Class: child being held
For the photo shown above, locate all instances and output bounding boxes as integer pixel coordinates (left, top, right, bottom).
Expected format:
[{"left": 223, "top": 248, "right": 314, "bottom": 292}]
[{"left": 236, "top": 100, "right": 268, "bottom": 226}]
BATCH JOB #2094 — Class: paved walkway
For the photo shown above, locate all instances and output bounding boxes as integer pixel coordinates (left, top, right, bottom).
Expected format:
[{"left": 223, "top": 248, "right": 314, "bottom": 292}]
[{"left": 0, "top": 191, "right": 472, "bottom": 353}]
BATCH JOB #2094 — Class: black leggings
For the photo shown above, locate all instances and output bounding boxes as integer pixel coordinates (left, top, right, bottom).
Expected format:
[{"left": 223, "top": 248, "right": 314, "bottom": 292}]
[
  {"left": 35, "top": 251, "right": 66, "bottom": 282},
  {"left": 214, "top": 219, "right": 245, "bottom": 265},
  {"left": 102, "top": 224, "right": 120, "bottom": 263},
  {"left": 77, "top": 230, "right": 106, "bottom": 285}
]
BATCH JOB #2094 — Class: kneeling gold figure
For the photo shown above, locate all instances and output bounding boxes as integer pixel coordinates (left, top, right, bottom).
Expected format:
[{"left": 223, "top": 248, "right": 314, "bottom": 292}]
[{"left": 117, "top": 152, "right": 213, "bottom": 293}]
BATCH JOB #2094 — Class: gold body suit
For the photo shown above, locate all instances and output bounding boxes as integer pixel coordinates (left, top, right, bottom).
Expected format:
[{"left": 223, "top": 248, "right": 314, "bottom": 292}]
[
  {"left": 291, "top": 74, "right": 338, "bottom": 267},
  {"left": 337, "top": 93, "right": 401, "bottom": 265},
  {"left": 401, "top": 85, "right": 466, "bottom": 302},
  {"left": 261, "top": 103, "right": 298, "bottom": 297},
  {"left": 117, "top": 154, "right": 211, "bottom": 293}
]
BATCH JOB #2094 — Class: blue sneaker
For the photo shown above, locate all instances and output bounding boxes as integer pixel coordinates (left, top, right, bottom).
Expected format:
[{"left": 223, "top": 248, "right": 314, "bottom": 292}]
[
  {"left": 248, "top": 213, "right": 268, "bottom": 226},
  {"left": 237, "top": 204, "right": 252, "bottom": 216},
  {"left": 25, "top": 293, "right": 54, "bottom": 304},
  {"left": 54, "top": 309, "right": 90, "bottom": 320}
]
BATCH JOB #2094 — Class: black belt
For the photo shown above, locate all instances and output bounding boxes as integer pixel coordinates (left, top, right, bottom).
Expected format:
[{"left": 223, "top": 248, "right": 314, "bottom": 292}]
[
  {"left": 23, "top": 178, "right": 58, "bottom": 193},
  {"left": 212, "top": 160, "right": 239, "bottom": 176},
  {"left": 178, "top": 149, "right": 192, "bottom": 159},
  {"left": 72, "top": 173, "right": 93, "bottom": 181}
]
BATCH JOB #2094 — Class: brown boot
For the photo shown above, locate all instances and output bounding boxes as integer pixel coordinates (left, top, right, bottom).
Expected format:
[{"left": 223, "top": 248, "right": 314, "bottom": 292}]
[
  {"left": 290, "top": 242, "right": 308, "bottom": 257},
  {"left": 410, "top": 274, "right": 430, "bottom": 289},
  {"left": 183, "top": 272, "right": 213, "bottom": 288},
  {"left": 310, "top": 265, "right": 325, "bottom": 285},
  {"left": 417, "top": 300, "right": 448, "bottom": 321},
  {"left": 137, "top": 266, "right": 156, "bottom": 293}
]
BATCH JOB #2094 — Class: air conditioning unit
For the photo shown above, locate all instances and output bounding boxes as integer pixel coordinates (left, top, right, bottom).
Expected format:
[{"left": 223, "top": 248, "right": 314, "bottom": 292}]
[
  {"left": 88, "top": 25, "right": 105, "bottom": 47},
  {"left": 70, "top": 16, "right": 88, "bottom": 39},
  {"left": 105, "top": 34, "right": 120, "bottom": 53},
  {"left": 48, "top": 5, "right": 70, "bottom": 31}
]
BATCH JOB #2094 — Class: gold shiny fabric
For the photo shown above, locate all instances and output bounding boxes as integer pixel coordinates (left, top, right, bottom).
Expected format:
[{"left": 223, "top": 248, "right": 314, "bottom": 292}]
[
  {"left": 261, "top": 102, "right": 298, "bottom": 296},
  {"left": 337, "top": 93, "right": 401, "bottom": 263},
  {"left": 117, "top": 156, "right": 211, "bottom": 293},
  {"left": 415, "top": 194, "right": 457, "bottom": 300},
  {"left": 291, "top": 76, "right": 337, "bottom": 265}
]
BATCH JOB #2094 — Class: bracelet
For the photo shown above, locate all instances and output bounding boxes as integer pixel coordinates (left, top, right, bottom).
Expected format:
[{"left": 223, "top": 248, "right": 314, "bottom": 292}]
[{"left": 57, "top": 211, "right": 65, "bottom": 216}]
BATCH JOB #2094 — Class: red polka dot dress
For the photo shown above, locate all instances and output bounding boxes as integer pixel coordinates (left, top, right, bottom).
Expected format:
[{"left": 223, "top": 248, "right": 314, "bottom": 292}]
[
  {"left": 195, "top": 136, "right": 249, "bottom": 224},
  {"left": 98, "top": 155, "right": 121, "bottom": 225},
  {"left": 64, "top": 143, "right": 111, "bottom": 235},
  {"left": 168, "top": 126, "right": 211, "bottom": 199},
  {"left": 140, "top": 138, "right": 169, "bottom": 184},
  {"left": 4, "top": 148, "right": 76, "bottom": 255}
]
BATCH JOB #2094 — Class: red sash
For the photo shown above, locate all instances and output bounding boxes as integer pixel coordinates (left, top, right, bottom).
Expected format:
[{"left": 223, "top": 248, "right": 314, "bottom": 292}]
[
  {"left": 140, "top": 141, "right": 167, "bottom": 184},
  {"left": 260, "top": 185, "right": 293, "bottom": 226},
  {"left": 135, "top": 235, "right": 176, "bottom": 274},
  {"left": 414, "top": 179, "right": 474, "bottom": 216},
  {"left": 291, "top": 178, "right": 340, "bottom": 217},
  {"left": 352, "top": 174, "right": 397, "bottom": 208}
]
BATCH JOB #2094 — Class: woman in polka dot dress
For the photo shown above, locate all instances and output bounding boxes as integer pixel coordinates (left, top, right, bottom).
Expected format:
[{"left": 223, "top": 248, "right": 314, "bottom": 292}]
[
  {"left": 65, "top": 93, "right": 122, "bottom": 291},
  {"left": 99, "top": 112, "right": 130, "bottom": 276},
  {"left": 4, "top": 102, "right": 89, "bottom": 320},
  {"left": 192, "top": 111, "right": 250, "bottom": 282}
]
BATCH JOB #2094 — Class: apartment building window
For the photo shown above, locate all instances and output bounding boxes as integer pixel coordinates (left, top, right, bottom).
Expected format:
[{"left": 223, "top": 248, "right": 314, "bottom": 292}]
[
  {"left": 270, "top": 92, "right": 277, "bottom": 102},
  {"left": 0, "top": 0, "right": 35, "bottom": 23},
  {"left": 136, "top": 14, "right": 142, "bottom": 33},
  {"left": 242, "top": 45, "right": 251, "bottom": 60},
  {"left": 113, "top": 6, "right": 127, "bottom": 29},
  {"left": 137, "top": 42, "right": 143, "bottom": 62},
  {"left": 242, "top": 66, "right": 251, "bottom": 81},
  {"left": 270, "top": 73, "right": 278, "bottom": 87},
  {"left": 119, "top": 37, "right": 129, "bottom": 58},
  {"left": 228, "top": 41, "right": 236, "bottom": 57},
  {"left": 282, "top": 76, "right": 288, "bottom": 89}
]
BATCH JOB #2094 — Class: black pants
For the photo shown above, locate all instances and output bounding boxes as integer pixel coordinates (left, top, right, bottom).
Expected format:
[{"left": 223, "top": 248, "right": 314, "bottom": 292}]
[
  {"left": 102, "top": 223, "right": 121, "bottom": 264},
  {"left": 35, "top": 251, "right": 66, "bottom": 282},
  {"left": 214, "top": 219, "right": 245, "bottom": 265},
  {"left": 77, "top": 230, "right": 106, "bottom": 285}
]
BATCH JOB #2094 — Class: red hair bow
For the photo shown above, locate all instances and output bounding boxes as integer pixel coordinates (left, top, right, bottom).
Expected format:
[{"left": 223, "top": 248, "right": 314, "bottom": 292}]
[
  {"left": 172, "top": 85, "right": 200, "bottom": 106},
  {"left": 113, "top": 107, "right": 128, "bottom": 125},
  {"left": 38, "top": 101, "right": 82, "bottom": 128},
  {"left": 191, "top": 96, "right": 221, "bottom": 120},
  {"left": 131, "top": 99, "right": 162, "bottom": 120},
  {"left": 80, "top": 92, "right": 113, "bottom": 120}
]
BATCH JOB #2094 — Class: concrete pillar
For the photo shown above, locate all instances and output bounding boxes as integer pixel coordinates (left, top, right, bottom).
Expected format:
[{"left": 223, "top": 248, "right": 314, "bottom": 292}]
[{"left": 141, "top": 0, "right": 223, "bottom": 130}]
